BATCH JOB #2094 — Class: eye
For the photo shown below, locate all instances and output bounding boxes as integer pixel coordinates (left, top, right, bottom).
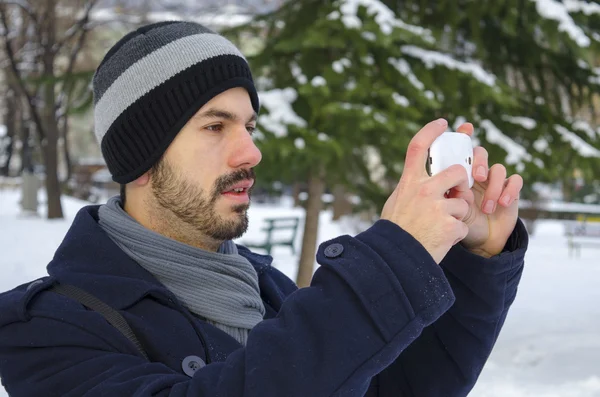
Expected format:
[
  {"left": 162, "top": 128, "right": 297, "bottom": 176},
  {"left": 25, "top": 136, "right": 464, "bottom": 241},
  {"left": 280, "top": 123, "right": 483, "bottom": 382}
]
[
  {"left": 205, "top": 124, "right": 223, "bottom": 132},
  {"left": 246, "top": 125, "right": 256, "bottom": 134}
]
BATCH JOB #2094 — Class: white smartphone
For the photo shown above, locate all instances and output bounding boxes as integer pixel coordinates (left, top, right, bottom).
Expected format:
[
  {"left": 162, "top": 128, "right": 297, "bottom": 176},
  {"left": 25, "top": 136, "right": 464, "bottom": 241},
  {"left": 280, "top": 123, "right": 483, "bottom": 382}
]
[{"left": 427, "top": 132, "right": 474, "bottom": 188}]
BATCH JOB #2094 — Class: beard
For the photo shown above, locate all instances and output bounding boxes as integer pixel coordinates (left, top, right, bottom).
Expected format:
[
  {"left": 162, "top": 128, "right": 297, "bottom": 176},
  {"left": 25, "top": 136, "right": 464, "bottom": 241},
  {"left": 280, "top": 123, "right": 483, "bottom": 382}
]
[{"left": 150, "top": 158, "right": 255, "bottom": 241}]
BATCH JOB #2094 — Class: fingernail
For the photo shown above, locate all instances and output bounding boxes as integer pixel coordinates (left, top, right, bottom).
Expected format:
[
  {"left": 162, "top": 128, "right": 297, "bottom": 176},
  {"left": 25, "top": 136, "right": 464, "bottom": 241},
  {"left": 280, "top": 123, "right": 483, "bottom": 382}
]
[
  {"left": 483, "top": 200, "right": 494, "bottom": 214},
  {"left": 435, "top": 118, "right": 447, "bottom": 126},
  {"left": 476, "top": 166, "right": 486, "bottom": 178},
  {"left": 500, "top": 195, "right": 511, "bottom": 206}
]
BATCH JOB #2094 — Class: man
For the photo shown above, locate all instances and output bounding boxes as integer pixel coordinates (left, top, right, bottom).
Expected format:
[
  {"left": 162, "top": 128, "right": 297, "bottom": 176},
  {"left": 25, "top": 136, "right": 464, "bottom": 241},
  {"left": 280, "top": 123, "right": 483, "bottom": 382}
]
[{"left": 0, "top": 21, "right": 527, "bottom": 396}]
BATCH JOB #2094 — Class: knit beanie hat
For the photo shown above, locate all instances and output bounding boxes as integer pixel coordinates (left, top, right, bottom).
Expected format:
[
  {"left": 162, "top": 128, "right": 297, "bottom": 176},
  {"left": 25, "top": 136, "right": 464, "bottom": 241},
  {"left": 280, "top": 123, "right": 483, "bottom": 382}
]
[{"left": 93, "top": 21, "right": 260, "bottom": 184}]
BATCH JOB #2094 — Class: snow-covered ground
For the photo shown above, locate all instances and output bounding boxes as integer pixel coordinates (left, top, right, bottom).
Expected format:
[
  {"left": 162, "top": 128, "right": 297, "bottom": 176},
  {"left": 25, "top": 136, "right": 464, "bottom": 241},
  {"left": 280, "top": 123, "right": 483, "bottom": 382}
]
[{"left": 1, "top": 187, "right": 599, "bottom": 396}]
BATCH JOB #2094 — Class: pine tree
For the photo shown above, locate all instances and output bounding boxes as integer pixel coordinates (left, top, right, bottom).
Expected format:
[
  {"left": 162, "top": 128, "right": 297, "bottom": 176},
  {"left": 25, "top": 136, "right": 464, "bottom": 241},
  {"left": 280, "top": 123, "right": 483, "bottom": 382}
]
[
  {"left": 229, "top": 0, "right": 508, "bottom": 286},
  {"left": 382, "top": 0, "right": 600, "bottom": 202}
]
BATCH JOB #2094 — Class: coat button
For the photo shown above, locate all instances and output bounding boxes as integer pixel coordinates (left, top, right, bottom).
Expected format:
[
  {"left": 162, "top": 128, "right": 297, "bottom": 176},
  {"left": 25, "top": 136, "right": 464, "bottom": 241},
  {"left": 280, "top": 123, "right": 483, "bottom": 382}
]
[
  {"left": 182, "top": 355, "right": 205, "bottom": 377},
  {"left": 324, "top": 243, "right": 344, "bottom": 258}
]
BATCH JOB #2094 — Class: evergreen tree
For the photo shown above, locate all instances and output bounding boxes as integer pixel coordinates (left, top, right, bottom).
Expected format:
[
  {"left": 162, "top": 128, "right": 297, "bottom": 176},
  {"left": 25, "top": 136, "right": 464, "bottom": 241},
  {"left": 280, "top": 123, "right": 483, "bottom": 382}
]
[
  {"left": 382, "top": 0, "right": 600, "bottom": 202},
  {"left": 230, "top": 0, "right": 509, "bottom": 286}
]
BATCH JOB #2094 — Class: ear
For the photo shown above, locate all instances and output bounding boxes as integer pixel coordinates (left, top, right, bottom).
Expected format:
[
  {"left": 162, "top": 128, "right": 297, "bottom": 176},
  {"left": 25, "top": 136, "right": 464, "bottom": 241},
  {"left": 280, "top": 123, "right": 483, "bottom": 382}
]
[{"left": 133, "top": 171, "right": 150, "bottom": 186}]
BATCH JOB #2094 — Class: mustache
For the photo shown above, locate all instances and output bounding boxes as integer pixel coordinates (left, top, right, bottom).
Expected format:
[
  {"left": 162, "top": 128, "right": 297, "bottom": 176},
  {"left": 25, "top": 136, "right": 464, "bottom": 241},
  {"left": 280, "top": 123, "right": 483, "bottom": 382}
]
[{"left": 214, "top": 168, "right": 256, "bottom": 195}]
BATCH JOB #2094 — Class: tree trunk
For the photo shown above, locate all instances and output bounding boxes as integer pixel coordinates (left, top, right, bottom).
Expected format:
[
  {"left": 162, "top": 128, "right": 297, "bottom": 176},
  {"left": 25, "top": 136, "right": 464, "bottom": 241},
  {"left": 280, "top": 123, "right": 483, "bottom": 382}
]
[
  {"left": 332, "top": 184, "right": 353, "bottom": 221},
  {"left": 61, "top": 117, "right": 73, "bottom": 184},
  {"left": 296, "top": 170, "right": 326, "bottom": 288},
  {"left": 42, "top": 82, "right": 64, "bottom": 219},
  {"left": 20, "top": 121, "right": 31, "bottom": 173},
  {"left": 0, "top": 89, "right": 17, "bottom": 176},
  {"left": 40, "top": 2, "right": 63, "bottom": 219},
  {"left": 292, "top": 182, "right": 302, "bottom": 207},
  {"left": 562, "top": 175, "right": 574, "bottom": 202}
]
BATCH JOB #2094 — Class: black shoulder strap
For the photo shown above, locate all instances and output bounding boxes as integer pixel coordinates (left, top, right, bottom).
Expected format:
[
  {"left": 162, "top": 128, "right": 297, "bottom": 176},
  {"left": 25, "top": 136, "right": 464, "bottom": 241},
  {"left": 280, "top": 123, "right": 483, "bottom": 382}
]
[{"left": 48, "top": 282, "right": 149, "bottom": 361}]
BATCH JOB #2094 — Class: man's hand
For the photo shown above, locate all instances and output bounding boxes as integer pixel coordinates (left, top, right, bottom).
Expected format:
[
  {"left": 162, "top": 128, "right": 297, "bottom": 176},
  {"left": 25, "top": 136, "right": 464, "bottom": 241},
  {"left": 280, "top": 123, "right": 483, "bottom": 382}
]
[
  {"left": 448, "top": 122, "right": 524, "bottom": 257},
  {"left": 381, "top": 118, "right": 472, "bottom": 264}
]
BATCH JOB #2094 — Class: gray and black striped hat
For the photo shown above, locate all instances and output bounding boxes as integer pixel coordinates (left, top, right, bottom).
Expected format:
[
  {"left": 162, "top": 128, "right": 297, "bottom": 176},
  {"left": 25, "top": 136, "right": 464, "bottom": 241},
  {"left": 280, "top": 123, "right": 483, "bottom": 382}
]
[{"left": 93, "top": 21, "right": 260, "bottom": 184}]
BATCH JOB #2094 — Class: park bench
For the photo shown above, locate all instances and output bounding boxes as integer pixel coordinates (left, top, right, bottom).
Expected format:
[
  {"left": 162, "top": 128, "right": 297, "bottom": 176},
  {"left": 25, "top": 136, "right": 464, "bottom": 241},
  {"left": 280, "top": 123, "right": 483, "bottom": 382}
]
[
  {"left": 565, "top": 216, "right": 600, "bottom": 258},
  {"left": 243, "top": 216, "right": 301, "bottom": 256}
]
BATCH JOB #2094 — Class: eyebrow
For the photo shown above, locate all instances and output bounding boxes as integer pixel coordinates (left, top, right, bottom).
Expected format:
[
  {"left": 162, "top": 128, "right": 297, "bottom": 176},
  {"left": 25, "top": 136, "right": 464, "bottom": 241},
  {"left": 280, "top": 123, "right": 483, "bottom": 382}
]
[{"left": 195, "top": 108, "right": 257, "bottom": 123}]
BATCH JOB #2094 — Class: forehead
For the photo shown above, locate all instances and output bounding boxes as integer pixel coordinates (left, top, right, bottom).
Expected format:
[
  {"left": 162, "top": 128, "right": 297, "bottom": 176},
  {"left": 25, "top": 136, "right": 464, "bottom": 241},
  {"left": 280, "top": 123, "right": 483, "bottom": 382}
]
[{"left": 193, "top": 88, "right": 257, "bottom": 121}]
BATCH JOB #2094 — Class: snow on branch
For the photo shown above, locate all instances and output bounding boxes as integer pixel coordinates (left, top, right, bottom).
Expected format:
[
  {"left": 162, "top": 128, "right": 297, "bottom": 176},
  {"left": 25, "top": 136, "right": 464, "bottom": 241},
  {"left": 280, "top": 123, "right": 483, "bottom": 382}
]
[
  {"left": 401, "top": 45, "right": 497, "bottom": 87},
  {"left": 480, "top": 120, "right": 532, "bottom": 165},
  {"left": 555, "top": 125, "right": 600, "bottom": 157},
  {"left": 531, "top": 0, "right": 590, "bottom": 47},
  {"left": 387, "top": 57, "right": 425, "bottom": 90},
  {"left": 336, "top": 0, "right": 434, "bottom": 42},
  {"left": 501, "top": 115, "right": 538, "bottom": 130},
  {"left": 563, "top": 0, "right": 600, "bottom": 15},
  {"left": 258, "top": 88, "right": 307, "bottom": 137}
]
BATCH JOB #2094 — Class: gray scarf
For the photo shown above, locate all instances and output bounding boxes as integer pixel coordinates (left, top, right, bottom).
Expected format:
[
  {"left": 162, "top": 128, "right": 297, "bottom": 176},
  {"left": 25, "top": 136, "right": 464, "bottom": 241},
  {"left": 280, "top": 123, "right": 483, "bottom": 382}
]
[{"left": 98, "top": 196, "right": 265, "bottom": 346}]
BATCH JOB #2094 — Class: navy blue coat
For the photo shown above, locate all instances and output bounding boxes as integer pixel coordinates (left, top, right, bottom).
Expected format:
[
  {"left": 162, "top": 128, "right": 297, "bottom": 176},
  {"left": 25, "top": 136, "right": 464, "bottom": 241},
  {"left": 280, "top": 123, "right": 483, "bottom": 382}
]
[{"left": 0, "top": 205, "right": 527, "bottom": 396}]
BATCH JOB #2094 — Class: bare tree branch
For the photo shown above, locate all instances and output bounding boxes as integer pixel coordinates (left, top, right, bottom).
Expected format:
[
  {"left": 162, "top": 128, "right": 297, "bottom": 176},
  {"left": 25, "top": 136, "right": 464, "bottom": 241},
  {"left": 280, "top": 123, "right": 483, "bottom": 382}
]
[
  {"left": 53, "top": 0, "right": 99, "bottom": 53},
  {"left": 55, "top": 23, "right": 91, "bottom": 112},
  {"left": 0, "top": 3, "right": 45, "bottom": 140},
  {"left": 0, "top": 0, "right": 38, "bottom": 26}
]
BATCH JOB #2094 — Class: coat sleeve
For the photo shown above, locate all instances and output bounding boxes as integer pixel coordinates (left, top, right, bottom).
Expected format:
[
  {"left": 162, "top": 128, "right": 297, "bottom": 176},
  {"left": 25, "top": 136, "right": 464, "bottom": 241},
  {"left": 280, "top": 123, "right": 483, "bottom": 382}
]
[
  {"left": 371, "top": 219, "right": 528, "bottom": 397},
  {"left": 0, "top": 220, "right": 455, "bottom": 397}
]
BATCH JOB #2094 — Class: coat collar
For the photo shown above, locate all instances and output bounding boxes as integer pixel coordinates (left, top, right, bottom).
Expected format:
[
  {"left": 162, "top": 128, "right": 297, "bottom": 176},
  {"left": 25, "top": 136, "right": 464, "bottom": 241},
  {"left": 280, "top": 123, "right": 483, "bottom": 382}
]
[{"left": 47, "top": 205, "right": 275, "bottom": 311}]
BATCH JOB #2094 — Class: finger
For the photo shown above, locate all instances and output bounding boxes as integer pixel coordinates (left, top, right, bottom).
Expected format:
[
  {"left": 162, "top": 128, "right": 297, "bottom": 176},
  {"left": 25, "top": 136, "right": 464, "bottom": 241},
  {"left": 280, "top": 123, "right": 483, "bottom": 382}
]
[
  {"left": 447, "top": 187, "right": 475, "bottom": 207},
  {"left": 481, "top": 164, "right": 507, "bottom": 214},
  {"left": 443, "top": 198, "right": 470, "bottom": 220},
  {"left": 404, "top": 118, "right": 448, "bottom": 180},
  {"left": 472, "top": 146, "right": 489, "bottom": 182},
  {"left": 432, "top": 164, "right": 470, "bottom": 193},
  {"left": 456, "top": 122, "right": 474, "bottom": 137},
  {"left": 498, "top": 174, "right": 524, "bottom": 207}
]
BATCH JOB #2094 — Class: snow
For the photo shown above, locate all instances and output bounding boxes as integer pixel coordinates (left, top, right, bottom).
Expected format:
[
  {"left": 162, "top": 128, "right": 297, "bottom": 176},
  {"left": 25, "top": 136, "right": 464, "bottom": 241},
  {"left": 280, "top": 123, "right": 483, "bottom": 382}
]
[
  {"left": 554, "top": 125, "right": 600, "bottom": 157},
  {"left": 290, "top": 63, "right": 308, "bottom": 85},
  {"left": 388, "top": 57, "right": 426, "bottom": 90},
  {"left": 338, "top": 0, "right": 435, "bottom": 42},
  {"left": 531, "top": 0, "right": 591, "bottom": 47},
  {"left": 519, "top": 200, "right": 600, "bottom": 213},
  {"left": 502, "top": 115, "right": 538, "bottom": 130},
  {"left": 401, "top": 45, "right": 497, "bottom": 87},
  {"left": 258, "top": 88, "right": 307, "bottom": 137},
  {"left": 332, "top": 58, "right": 352, "bottom": 73},
  {"left": 374, "top": 112, "right": 388, "bottom": 123},
  {"left": 533, "top": 137, "right": 550, "bottom": 153},
  {"left": 345, "top": 79, "right": 357, "bottom": 90},
  {"left": 361, "top": 31, "right": 377, "bottom": 41},
  {"left": 392, "top": 92, "right": 410, "bottom": 107},
  {"left": 327, "top": 10, "right": 341, "bottom": 20},
  {"left": 91, "top": 8, "right": 253, "bottom": 29},
  {"left": 1, "top": 188, "right": 600, "bottom": 396},
  {"left": 293, "top": 137, "right": 305, "bottom": 149},
  {"left": 362, "top": 55, "right": 375, "bottom": 65},
  {"left": 573, "top": 120, "right": 599, "bottom": 140},
  {"left": 311, "top": 76, "right": 327, "bottom": 87},
  {"left": 564, "top": 0, "right": 600, "bottom": 15},
  {"left": 480, "top": 119, "right": 532, "bottom": 164},
  {"left": 577, "top": 59, "right": 590, "bottom": 69}
]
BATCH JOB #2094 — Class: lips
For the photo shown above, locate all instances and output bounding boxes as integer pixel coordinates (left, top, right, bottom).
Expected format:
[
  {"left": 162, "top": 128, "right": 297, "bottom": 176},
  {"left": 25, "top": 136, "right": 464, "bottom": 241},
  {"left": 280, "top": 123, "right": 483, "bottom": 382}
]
[{"left": 222, "top": 179, "right": 254, "bottom": 194}]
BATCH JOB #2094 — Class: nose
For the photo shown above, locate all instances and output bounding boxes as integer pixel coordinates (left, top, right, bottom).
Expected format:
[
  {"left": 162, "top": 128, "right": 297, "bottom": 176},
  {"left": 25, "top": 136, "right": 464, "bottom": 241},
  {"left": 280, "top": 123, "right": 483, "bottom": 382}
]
[{"left": 228, "top": 126, "right": 262, "bottom": 169}]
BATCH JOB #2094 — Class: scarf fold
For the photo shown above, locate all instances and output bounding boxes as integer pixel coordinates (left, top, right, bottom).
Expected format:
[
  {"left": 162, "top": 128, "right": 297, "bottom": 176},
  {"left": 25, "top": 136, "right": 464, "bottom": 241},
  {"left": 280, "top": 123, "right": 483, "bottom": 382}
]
[{"left": 98, "top": 196, "right": 265, "bottom": 345}]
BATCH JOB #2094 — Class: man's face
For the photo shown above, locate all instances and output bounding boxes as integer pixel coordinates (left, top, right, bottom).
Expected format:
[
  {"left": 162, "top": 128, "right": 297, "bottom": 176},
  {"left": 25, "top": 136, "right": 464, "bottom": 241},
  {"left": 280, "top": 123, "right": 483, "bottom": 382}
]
[{"left": 149, "top": 87, "right": 261, "bottom": 241}]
